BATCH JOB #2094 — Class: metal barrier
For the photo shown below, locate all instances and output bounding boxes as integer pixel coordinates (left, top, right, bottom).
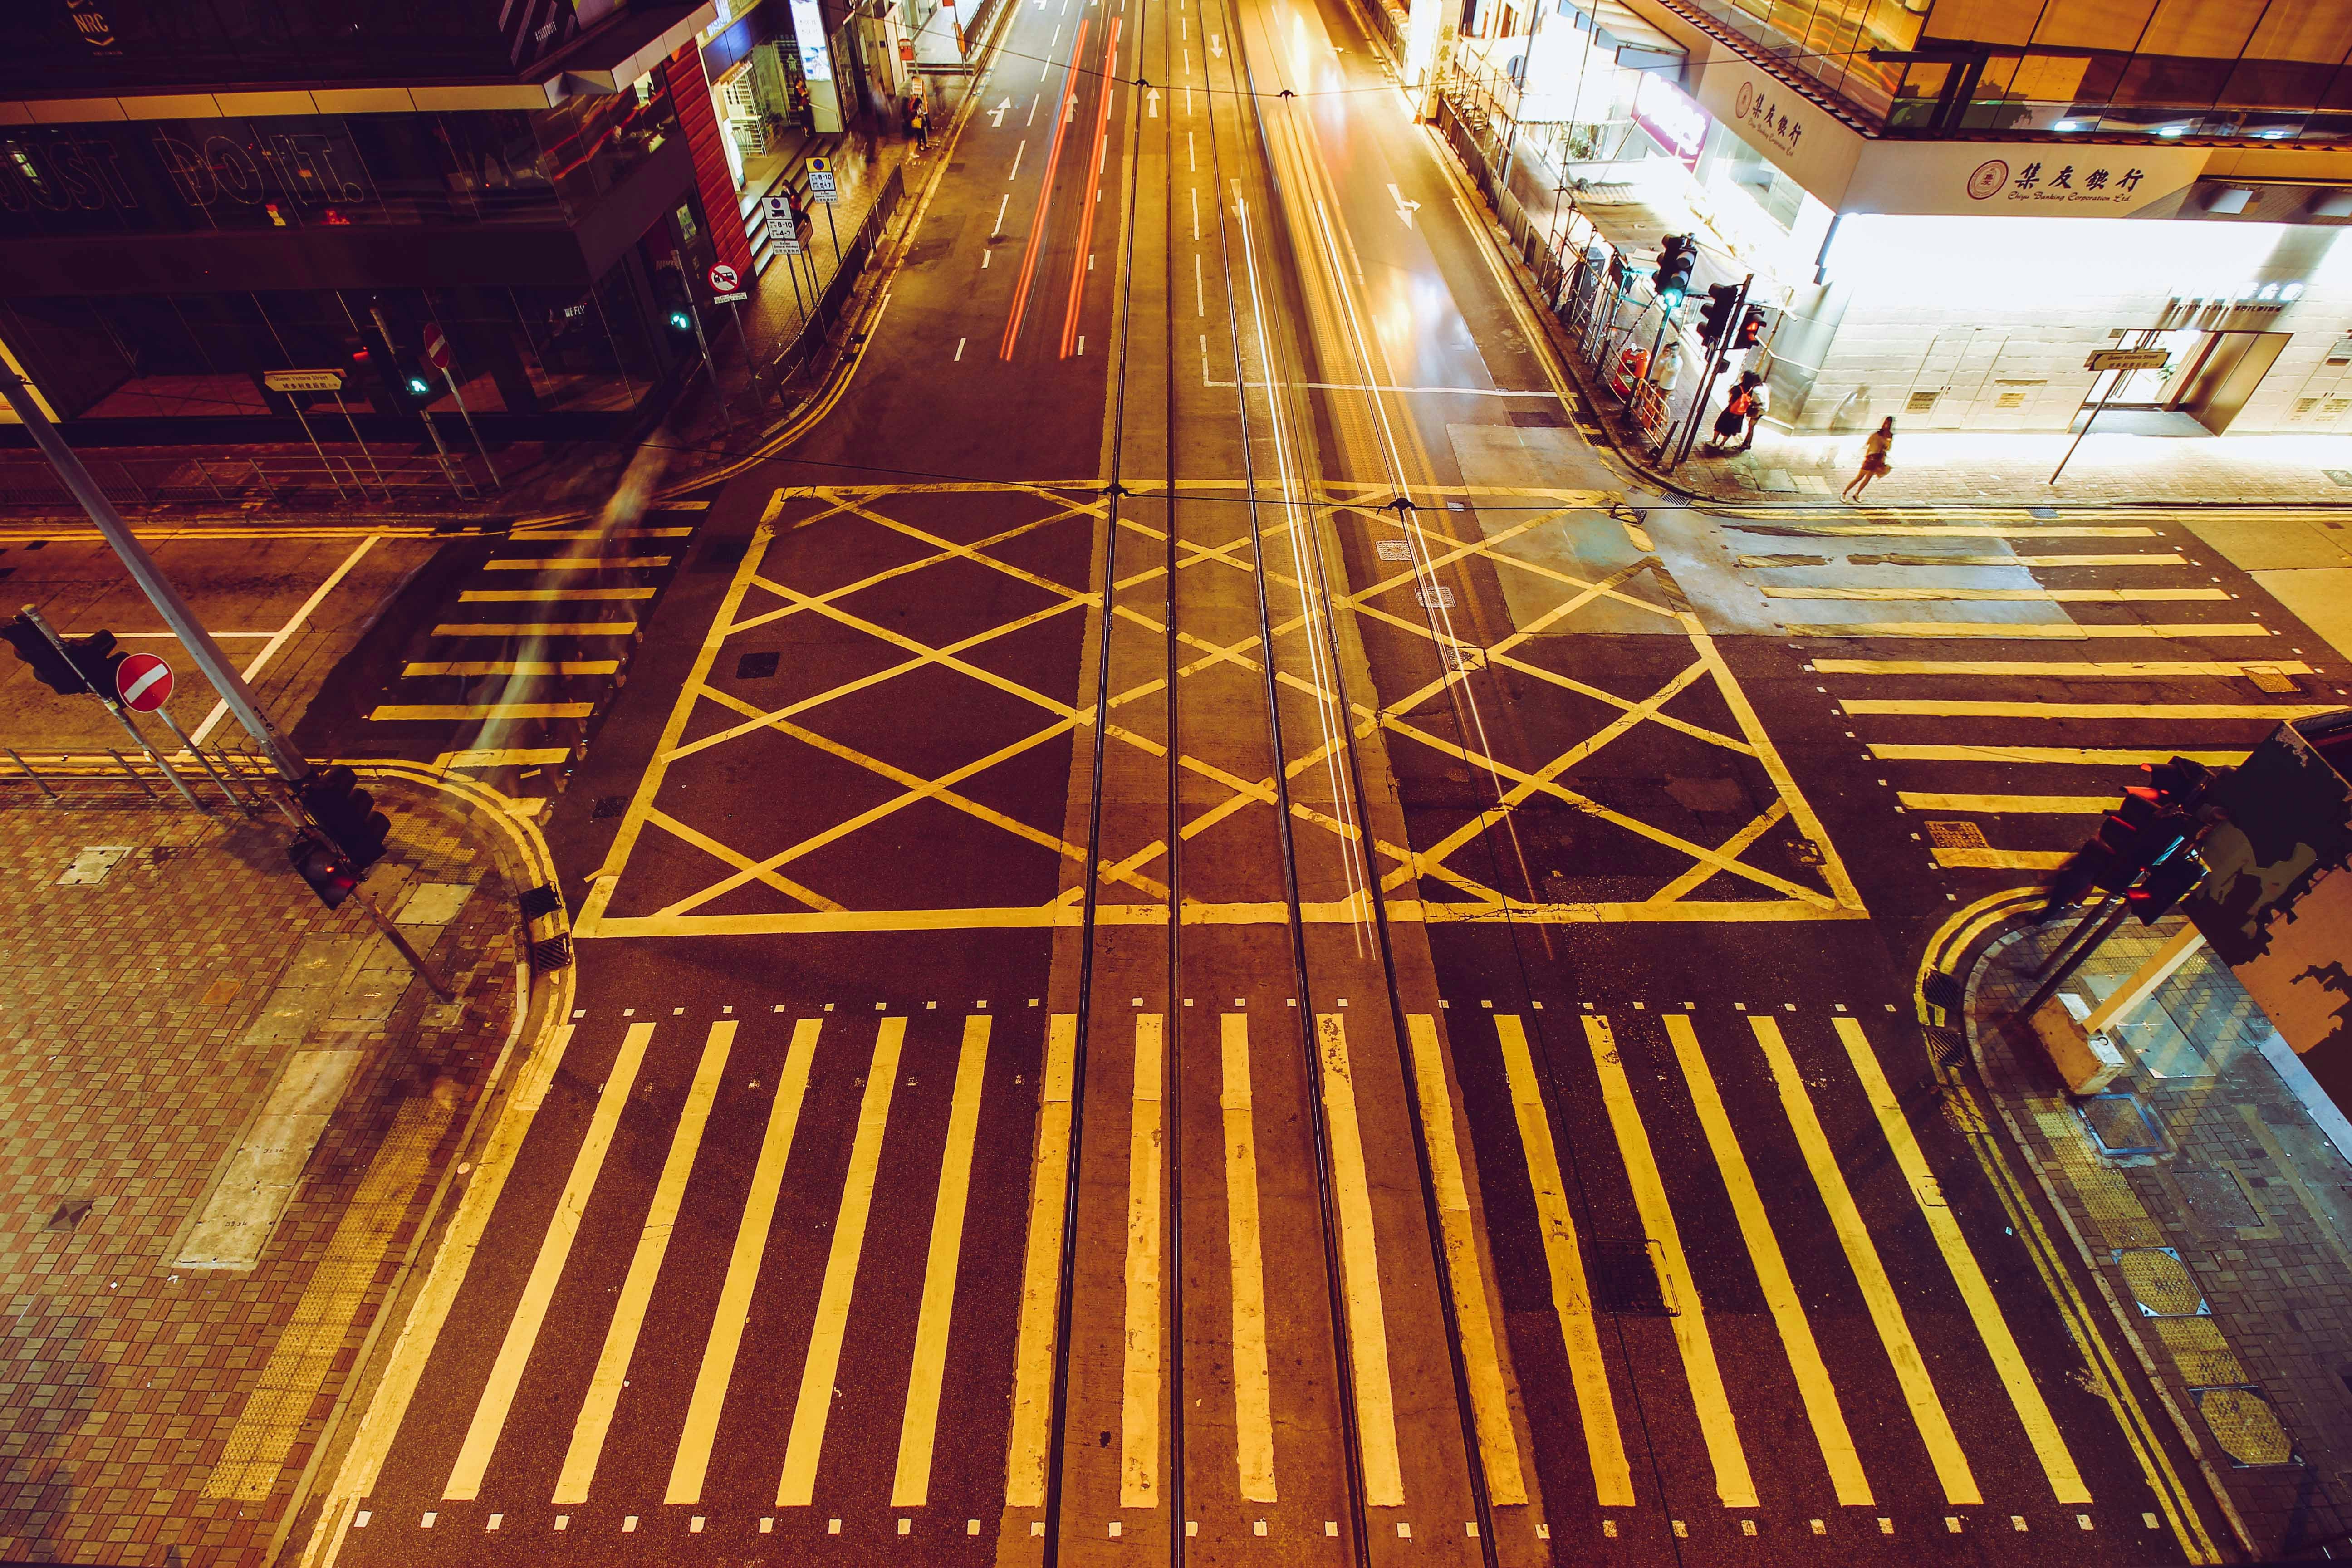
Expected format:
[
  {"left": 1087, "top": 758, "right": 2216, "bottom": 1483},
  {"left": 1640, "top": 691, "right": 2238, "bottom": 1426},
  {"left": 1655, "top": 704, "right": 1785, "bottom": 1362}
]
[
  {"left": 770, "top": 165, "right": 909, "bottom": 392},
  {"left": 1, "top": 745, "right": 282, "bottom": 815},
  {"left": 0, "top": 450, "right": 482, "bottom": 510}
]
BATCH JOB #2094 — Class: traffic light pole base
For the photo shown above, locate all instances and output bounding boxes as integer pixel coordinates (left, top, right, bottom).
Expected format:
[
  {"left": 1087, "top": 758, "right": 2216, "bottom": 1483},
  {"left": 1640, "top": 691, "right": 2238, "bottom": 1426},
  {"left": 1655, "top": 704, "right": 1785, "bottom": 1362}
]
[{"left": 349, "top": 884, "right": 456, "bottom": 1002}]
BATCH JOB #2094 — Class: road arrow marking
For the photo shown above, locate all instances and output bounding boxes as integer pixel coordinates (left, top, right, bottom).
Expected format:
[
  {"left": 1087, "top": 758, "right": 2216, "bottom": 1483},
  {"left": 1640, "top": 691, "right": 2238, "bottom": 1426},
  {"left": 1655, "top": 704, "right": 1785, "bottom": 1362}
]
[
  {"left": 1209, "top": 31, "right": 1223, "bottom": 56},
  {"left": 1147, "top": 87, "right": 1160, "bottom": 116},
  {"left": 1387, "top": 182, "right": 1421, "bottom": 228},
  {"left": 991, "top": 97, "right": 1013, "bottom": 127}
]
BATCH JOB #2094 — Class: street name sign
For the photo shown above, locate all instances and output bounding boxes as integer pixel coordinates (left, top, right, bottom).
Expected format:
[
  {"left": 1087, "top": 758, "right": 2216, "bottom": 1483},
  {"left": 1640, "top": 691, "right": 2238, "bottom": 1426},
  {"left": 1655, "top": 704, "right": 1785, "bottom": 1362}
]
[
  {"left": 263, "top": 369, "right": 346, "bottom": 393},
  {"left": 806, "top": 156, "right": 838, "bottom": 203},
  {"left": 2085, "top": 348, "right": 2168, "bottom": 372},
  {"left": 115, "top": 652, "right": 172, "bottom": 712}
]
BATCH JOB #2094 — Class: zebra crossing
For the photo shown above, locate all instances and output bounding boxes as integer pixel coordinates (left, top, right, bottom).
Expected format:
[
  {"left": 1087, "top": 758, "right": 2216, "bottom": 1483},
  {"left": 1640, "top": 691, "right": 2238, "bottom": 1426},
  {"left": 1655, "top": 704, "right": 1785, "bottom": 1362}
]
[
  {"left": 361, "top": 504, "right": 707, "bottom": 799},
  {"left": 1451, "top": 1002, "right": 2156, "bottom": 1546},
  {"left": 339, "top": 995, "right": 2153, "bottom": 1556},
  {"left": 1731, "top": 509, "right": 2349, "bottom": 872}
]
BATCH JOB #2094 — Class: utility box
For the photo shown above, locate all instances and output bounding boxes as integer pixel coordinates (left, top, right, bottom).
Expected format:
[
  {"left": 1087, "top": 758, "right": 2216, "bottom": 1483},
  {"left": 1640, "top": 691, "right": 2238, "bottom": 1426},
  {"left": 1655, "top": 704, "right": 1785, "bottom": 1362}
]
[{"left": 2029, "top": 1001, "right": 2128, "bottom": 1096}]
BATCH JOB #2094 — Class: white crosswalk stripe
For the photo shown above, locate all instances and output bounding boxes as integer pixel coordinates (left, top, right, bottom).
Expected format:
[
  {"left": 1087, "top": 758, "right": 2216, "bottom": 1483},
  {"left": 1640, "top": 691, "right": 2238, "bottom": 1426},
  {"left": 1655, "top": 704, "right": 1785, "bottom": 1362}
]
[{"left": 1740, "top": 512, "right": 2346, "bottom": 874}]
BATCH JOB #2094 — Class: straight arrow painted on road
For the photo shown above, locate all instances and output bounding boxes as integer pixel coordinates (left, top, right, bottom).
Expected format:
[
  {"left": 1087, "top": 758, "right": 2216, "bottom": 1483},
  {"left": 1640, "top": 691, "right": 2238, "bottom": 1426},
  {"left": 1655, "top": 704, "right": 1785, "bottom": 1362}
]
[{"left": 992, "top": 97, "right": 1013, "bottom": 126}]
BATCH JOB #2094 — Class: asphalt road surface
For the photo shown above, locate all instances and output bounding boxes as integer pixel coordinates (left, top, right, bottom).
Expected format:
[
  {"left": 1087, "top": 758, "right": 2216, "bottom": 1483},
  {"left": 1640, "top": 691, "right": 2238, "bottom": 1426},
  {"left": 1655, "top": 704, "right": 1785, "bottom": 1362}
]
[{"left": 292, "top": 0, "right": 2352, "bottom": 1560}]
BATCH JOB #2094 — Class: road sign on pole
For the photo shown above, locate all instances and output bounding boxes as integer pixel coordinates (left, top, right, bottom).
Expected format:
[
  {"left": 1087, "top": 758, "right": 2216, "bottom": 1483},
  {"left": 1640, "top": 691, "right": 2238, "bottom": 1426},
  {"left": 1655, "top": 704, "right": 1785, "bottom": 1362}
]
[
  {"left": 421, "top": 322, "right": 453, "bottom": 371},
  {"left": 806, "top": 156, "right": 838, "bottom": 203},
  {"left": 262, "top": 369, "right": 348, "bottom": 393},
  {"left": 115, "top": 652, "right": 173, "bottom": 712},
  {"left": 708, "top": 261, "right": 748, "bottom": 304},
  {"left": 2085, "top": 348, "right": 2168, "bottom": 372}
]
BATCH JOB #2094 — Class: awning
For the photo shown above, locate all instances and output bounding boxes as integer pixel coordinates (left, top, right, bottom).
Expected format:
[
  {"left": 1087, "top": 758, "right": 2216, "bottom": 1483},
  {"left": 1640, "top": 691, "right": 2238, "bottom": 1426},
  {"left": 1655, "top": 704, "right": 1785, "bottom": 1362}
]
[{"left": 1563, "top": 0, "right": 1686, "bottom": 74}]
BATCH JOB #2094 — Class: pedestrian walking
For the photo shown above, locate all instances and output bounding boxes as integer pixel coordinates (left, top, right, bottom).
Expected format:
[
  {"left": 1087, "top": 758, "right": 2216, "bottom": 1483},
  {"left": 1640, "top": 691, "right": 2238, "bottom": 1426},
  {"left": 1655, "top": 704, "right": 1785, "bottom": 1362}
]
[
  {"left": 1733, "top": 375, "right": 1769, "bottom": 452},
  {"left": 1842, "top": 416, "right": 1895, "bottom": 501},
  {"left": 1702, "top": 372, "right": 1756, "bottom": 455}
]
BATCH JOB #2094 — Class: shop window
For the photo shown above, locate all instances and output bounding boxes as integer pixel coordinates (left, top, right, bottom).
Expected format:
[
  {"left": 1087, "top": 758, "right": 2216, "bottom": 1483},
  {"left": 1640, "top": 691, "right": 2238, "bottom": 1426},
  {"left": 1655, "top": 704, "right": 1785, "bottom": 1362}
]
[
  {"left": 2112, "top": 53, "right": 2230, "bottom": 108},
  {"left": 2134, "top": 0, "right": 2260, "bottom": 63},
  {"left": 2220, "top": 59, "right": 2332, "bottom": 113},
  {"left": 2026, "top": 0, "right": 2155, "bottom": 53},
  {"left": 534, "top": 73, "right": 679, "bottom": 221},
  {"left": 1915, "top": 0, "right": 2042, "bottom": 49}
]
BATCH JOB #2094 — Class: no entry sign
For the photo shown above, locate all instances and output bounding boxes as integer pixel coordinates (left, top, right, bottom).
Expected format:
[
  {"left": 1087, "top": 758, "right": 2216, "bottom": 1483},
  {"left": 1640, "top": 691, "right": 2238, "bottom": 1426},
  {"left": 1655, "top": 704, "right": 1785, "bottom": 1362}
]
[
  {"left": 422, "top": 322, "right": 452, "bottom": 370},
  {"left": 115, "top": 652, "right": 173, "bottom": 712}
]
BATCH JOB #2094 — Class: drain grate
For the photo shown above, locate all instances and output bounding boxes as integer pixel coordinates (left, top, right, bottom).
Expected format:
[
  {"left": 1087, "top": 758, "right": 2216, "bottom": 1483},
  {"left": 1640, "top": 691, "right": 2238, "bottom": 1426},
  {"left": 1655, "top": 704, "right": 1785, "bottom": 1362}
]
[
  {"left": 2192, "top": 1387, "right": 2296, "bottom": 1466},
  {"left": 1925, "top": 820, "right": 1989, "bottom": 850},
  {"left": 735, "top": 651, "right": 781, "bottom": 680},
  {"left": 2082, "top": 1092, "right": 2163, "bottom": 1155},
  {"left": 1415, "top": 586, "right": 1456, "bottom": 609},
  {"left": 1592, "top": 1239, "right": 1671, "bottom": 1316},
  {"left": 1439, "top": 646, "right": 1485, "bottom": 672},
  {"left": 519, "top": 885, "right": 562, "bottom": 920},
  {"left": 591, "top": 795, "right": 628, "bottom": 821},
  {"left": 1376, "top": 539, "right": 1413, "bottom": 562},
  {"left": 2115, "top": 1246, "right": 2209, "bottom": 1318},
  {"left": 2175, "top": 1168, "right": 2262, "bottom": 1230}
]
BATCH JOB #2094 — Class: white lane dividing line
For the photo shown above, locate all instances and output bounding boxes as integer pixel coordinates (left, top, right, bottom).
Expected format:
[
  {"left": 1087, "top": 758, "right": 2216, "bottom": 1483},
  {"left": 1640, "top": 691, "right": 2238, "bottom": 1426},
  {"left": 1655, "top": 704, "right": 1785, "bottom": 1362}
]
[
  {"left": 1187, "top": 130, "right": 1195, "bottom": 172},
  {"left": 1191, "top": 186, "right": 1199, "bottom": 240},
  {"left": 1050, "top": 23, "right": 1060, "bottom": 49},
  {"left": 189, "top": 532, "right": 380, "bottom": 746},
  {"left": 1200, "top": 334, "right": 1210, "bottom": 384},
  {"left": 956, "top": 338, "right": 966, "bottom": 361},
  {"left": 1195, "top": 251, "right": 1205, "bottom": 317},
  {"left": 1009, "top": 142, "right": 1024, "bottom": 181},
  {"left": 994, "top": 194, "right": 1009, "bottom": 233},
  {"left": 1029, "top": 92, "right": 1040, "bottom": 124}
]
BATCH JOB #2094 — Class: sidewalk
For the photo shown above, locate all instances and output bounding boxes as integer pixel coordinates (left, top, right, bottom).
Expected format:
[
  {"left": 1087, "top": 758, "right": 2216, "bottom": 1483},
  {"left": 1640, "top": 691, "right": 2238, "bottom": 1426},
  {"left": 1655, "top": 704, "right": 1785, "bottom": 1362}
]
[
  {"left": 1963, "top": 911, "right": 2352, "bottom": 1560},
  {"left": 0, "top": 779, "right": 529, "bottom": 1566}
]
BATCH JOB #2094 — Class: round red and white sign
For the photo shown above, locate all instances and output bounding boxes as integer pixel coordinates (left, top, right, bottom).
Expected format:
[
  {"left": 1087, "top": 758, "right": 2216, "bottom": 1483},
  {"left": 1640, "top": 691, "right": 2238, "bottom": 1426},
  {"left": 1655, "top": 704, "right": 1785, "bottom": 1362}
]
[
  {"left": 116, "top": 652, "right": 173, "bottom": 712},
  {"left": 421, "top": 322, "right": 452, "bottom": 370},
  {"left": 708, "top": 263, "right": 740, "bottom": 295}
]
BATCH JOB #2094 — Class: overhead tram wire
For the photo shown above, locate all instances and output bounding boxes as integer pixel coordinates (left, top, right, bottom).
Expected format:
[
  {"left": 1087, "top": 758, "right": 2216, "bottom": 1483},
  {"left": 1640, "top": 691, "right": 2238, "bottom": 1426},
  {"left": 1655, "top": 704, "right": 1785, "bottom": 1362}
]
[
  {"left": 1219, "top": 2, "right": 1511, "bottom": 1561},
  {"left": 1039, "top": 6, "right": 1145, "bottom": 1562},
  {"left": 1194, "top": 0, "right": 1376, "bottom": 1558}
]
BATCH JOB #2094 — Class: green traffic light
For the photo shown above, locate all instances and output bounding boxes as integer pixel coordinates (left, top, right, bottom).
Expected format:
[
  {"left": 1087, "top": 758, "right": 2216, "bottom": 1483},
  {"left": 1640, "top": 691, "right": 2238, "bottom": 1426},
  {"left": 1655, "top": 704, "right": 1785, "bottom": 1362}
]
[
  {"left": 405, "top": 374, "right": 433, "bottom": 397},
  {"left": 667, "top": 309, "right": 694, "bottom": 332}
]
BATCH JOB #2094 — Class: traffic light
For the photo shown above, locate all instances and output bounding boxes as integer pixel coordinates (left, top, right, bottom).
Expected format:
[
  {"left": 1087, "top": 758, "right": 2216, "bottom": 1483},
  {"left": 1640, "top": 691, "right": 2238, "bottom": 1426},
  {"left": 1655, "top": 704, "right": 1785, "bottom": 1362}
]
[
  {"left": 2126, "top": 845, "right": 2206, "bottom": 924},
  {"left": 1695, "top": 284, "right": 1739, "bottom": 348},
  {"left": 654, "top": 268, "right": 695, "bottom": 333},
  {"left": 1653, "top": 234, "right": 1696, "bottom": 310},
  {"left": 6, "top": 617, "right": 123, "bottom": 698},
  {"left": 1736, "top": 305, "right": 1768, "bottom": 350},
  {"left": 402, "top": 365, "right": 435, "bottom": 400},
  {"left": 300, "top": 764, "right": 391, "bottom": 873},
  {"left": 5, "top": 613, "right": 83, "bottom": 694},
  {"left": 288, "top": 837, "right": 358, "bottom": 909},
  {"left": 2143, "top": 755, "right": 2214, "bottom": 809}
]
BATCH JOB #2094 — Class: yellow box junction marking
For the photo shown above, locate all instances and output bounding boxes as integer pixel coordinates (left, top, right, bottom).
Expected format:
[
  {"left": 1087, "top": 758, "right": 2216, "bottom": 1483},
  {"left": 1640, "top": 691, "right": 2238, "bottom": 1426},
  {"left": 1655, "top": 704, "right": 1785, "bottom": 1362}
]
[{"left": 573, "top": 484, "right": 1863, "bottom": 938}]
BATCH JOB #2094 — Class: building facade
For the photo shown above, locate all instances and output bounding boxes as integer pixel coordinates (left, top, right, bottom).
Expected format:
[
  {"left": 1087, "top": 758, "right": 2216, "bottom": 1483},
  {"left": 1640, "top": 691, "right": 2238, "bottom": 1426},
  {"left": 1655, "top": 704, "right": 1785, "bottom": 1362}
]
[
  {"left": 1492, "top": 0, "right": 2352, "bottom": 436},
  {"left": 0, "top": 0, "right": 898, "bottom": 435}
]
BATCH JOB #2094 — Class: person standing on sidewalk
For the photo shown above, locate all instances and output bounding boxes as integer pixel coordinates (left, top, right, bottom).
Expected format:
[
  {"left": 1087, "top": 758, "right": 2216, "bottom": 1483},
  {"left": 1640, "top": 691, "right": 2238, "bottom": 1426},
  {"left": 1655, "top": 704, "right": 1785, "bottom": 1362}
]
[
  {"left": 1733, "top": 374, "right": 1769, "bottom": 453},
  {"left": 911, "top": 95, "right": 931, "bottom": 154},
  {"left": 1701, "top": 372, "right": 1757, "bottom": 456},
  {"left": 1842, "top": 416, "right": 1895, "bottom": 501}
]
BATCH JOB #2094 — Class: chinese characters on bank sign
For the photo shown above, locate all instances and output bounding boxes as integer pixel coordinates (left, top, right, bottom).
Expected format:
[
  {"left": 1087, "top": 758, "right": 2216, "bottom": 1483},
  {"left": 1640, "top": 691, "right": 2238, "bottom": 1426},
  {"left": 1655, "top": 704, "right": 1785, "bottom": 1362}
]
[
  {"left": 1733, "top": 80, "right": 1805, "bottom": 158},
  {"left": 1968, "top": 158, "right": 2148, "bottom": 205}
]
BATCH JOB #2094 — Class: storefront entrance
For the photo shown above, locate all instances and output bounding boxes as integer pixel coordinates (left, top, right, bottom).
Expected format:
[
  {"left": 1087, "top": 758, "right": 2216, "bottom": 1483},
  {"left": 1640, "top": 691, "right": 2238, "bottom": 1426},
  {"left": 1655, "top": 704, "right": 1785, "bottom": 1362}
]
[{"left": 2086, "top": 328, "right": 2291, "bottom": 434}]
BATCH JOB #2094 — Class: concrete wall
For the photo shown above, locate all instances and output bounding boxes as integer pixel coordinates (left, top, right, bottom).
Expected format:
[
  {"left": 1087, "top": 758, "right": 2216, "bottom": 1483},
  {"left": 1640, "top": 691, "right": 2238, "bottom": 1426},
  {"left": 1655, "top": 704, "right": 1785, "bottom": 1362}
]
[{"left": 1793, "top": 213, "right": 2352, "bottom": 435}]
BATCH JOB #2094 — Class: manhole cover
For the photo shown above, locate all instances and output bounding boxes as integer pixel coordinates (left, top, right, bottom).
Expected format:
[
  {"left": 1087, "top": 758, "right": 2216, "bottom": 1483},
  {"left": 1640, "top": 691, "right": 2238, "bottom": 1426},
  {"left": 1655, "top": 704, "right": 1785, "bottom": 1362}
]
[
  {"left": 2154, "top": 1317, "right": 2244, "bottom": 1387},
  {"left": 1376, "top": 539, "right": 1413, "bottom": 562},
  {"left": 1440, "top": 646, "right": 1485, "bottom": 672},
  {"left": 591, "top": 795, "right": 629, "bottom": 821},
  {"left": 58, "top": 846, "right": 135, "bottom": 886},
  {"left": 1592, "top": 1239, "right": 1671, "bottom": 1316},
  {"left": 1415, "top": 586, "right": 1456, "bottom": 609},
  {"left": 2082, "top": 1093, "right": 2163, "bottom": 1155},
  {"left": 694, "top": 538, "right": 748, "bottom": 573},
  {"left": 2193, "top": 1387, "right": 2295, "bottom": 1465},
  {"left": 2116, "top": 1247, "right": 2209, "bottom": 1318},
  {"left": 736, "top": 650, "right": 781, "bottom": 679},
  {"left": 1925, "top": 820, "right": 1990, "bottom": 850},
  {"left": 2175, "top": 1168, "right": 2261, "bottom": 1230}
]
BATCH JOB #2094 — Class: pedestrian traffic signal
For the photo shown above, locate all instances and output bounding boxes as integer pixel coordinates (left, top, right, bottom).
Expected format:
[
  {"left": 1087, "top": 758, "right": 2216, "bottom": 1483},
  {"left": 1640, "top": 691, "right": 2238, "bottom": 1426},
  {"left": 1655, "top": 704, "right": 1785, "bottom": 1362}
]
[
  {"left": 2143, "top": 755, "right": 2214, "bottom": 809},
  {"left": 1653, "top": 234, "right": 1696, "bottom": 310},
  {"left": 300, "top": 764, "right": 390, "bottom": 873},
  {"left": 654, "top": 268, "right": 695, "bottom": 333},
  {"left": 1736, "top": 305, "right": 1768, "bottom": 350},
  {"left": 287, "top": 838, "right": 358, "bottom": 909},
  {"left": 2046, "top": 770, "right": 2201, "bottom": 911},
  {"left": 2125, "top": 844, "right": 2206, "bottom": 924},
  {"left": 1695, "top": 284, "right": 1739, "bottom": 347},
  {"left": 5, "top": 613, "right": 83, "bottom": 694},
  {"left": 402, "top": 366, "right": 435, "bottom": 399}
]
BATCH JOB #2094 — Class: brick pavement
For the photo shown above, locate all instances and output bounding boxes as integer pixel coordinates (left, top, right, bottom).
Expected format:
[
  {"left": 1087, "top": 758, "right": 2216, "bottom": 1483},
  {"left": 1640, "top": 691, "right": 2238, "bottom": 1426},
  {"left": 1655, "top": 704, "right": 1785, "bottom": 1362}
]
[
  {"left": 0, "top": 783, "right": 524, "bottom": 1567},
  {"left": 1965, "top": 913, "right": 2352, "bottom": 1560}
]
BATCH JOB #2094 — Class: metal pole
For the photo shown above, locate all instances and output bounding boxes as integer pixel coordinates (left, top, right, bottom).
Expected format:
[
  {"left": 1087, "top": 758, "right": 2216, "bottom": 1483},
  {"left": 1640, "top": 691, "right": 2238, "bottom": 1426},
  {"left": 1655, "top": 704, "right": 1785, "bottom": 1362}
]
[
  {"left": 671, "top": 248, "right": 732, "bottom": 435},
  {"left": 824, "top": 202, "right": 842, "bottom": 267},
  {"left": 2008, "top": 899, "right": 2132, "bottom": 1027},
  {"left": 439, "top": 366, "right": 502, "bottom": 487},
  {"left": 108, "top": 748, "right": 161, "bottom": 801},
  {"left": 0, "top": 386, "right": 311, "bottom": 782},
  {"left": 286, "top": 401, "right": 350, "bottom": 505},
  {"left": 369, "top": 306, "right": 466, "bottom": 500},
  {"left": 149, "top": 703, "right": 248, "bottom": 813},
  {"left": 2051, "top": 367, "right": 2120, "bottom": 486},
  {"left": 730, "top": 299, "right": 769, "bottom": 407},
  {"left": 261, "top": 782, "right": 454, "bottom": 1001},
  {"left": 6, "top": 747, "right": 60, "bottom": 805},
  {"left": 18, "top": 604, "right": 208, "bottom": 809},
  {"left": 1671, "top": 274, "right": 1753, "bottom": 469},
  {"left": 332, "top": 390, "right": 387, "bottom": 496},
  {"left": 783, "top": 239, "right": 810, "bottom": 329}
]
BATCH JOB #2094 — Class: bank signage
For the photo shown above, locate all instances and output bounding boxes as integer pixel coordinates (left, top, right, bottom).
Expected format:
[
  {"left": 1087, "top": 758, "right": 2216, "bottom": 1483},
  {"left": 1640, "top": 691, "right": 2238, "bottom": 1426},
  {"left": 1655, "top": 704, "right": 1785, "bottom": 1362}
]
[
  {"left": 1843, "top": 141, "right": 2211, "bottom": 218},
  {"left": 1695, "top": 61, "right": 1866, "bottom": 208}
]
